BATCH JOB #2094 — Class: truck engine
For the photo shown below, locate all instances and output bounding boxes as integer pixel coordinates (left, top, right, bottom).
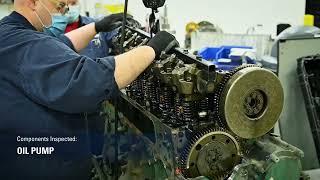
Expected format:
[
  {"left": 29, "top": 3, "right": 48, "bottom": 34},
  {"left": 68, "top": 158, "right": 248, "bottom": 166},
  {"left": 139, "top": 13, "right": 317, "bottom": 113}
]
[{"left": 93, "top": 26, "right": 305, "bottom": 180}]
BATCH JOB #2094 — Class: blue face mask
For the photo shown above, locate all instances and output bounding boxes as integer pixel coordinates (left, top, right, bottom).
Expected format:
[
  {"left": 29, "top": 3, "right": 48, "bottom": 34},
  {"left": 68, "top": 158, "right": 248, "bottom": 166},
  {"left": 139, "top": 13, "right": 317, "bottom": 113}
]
[
  {"left": 44, "top": 15, "right": 69, "bottom": 37},
  {"left": 66, "top": 5, "right": 81, "bottom": 24},
  {"left": 44, "top": 5, "right": 81, "bottom": 37}
]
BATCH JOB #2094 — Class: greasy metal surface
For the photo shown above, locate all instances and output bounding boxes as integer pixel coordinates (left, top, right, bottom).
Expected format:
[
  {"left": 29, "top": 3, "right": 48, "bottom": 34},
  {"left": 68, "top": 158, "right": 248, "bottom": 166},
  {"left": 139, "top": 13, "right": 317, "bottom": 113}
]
[
  {"left": 243, "top": 90, "right": 267, "bottom": 119},
  {"left": 153, "top": 54, "right": 216, "bottom": 96},
  {"left": 171, "top": 64, "right": 199, "bottom": 95},
  {"left": 222, "top": 67, "right": 284, "bottom": 139},
  {"left": 229, "top": 135, "right": 304, "bottom": 180},
  {"left": 305, "top": 169, "right": 320, "bottom": 180},
  {"left": 104, "top": 25, "right": 305, "bottom": 180},
  {"left": 186, "top": 131, "right": 241, "bottom": 178},
  {"left": 125, "top": 26, "right": 216, "bottom": 72},
  {"left": 117, "top": 93, "right": 157, "bottom": 142}
]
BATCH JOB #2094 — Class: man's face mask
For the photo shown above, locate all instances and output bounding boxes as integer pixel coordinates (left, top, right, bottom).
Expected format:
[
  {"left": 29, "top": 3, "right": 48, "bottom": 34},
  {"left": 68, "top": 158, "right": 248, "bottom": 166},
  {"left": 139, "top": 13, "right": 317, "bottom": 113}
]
[
  {"left": 66, "top": 5, "right": 81, "bottom": 24},
  {"left": 44, "top": 5, "right": 81, "bottom": 37},
  {"left": 34, "top": 0, "right": 68, "bottom": 31},
  {"left": 44, "top": 15, "right": 69, "bottom": 37}
]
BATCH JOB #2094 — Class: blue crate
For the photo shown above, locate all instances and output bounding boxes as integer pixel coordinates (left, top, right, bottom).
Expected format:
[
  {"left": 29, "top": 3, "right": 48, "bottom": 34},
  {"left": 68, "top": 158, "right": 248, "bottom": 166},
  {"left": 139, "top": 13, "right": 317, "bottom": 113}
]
[{"left": 198, "top": 46, "right": 255, "bottom": 71}]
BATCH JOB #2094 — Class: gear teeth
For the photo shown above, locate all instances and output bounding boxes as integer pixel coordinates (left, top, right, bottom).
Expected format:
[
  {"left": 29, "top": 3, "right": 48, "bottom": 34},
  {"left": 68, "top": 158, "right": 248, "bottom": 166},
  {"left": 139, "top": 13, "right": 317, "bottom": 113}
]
[
  {"left": 212, "top": 174, "right": 228, "bottom": 180},
  {"left": 180, "top": 128, "right": 215, "bottom": 177},
  {"left": 213, "top": 65, "right": 261, "bottom": 129},
  {"left": 179, "top": 128, "right": 242, "bottom": 179},
  {"left": 212, "top": 65, "right": 261, "bottom": 158}
]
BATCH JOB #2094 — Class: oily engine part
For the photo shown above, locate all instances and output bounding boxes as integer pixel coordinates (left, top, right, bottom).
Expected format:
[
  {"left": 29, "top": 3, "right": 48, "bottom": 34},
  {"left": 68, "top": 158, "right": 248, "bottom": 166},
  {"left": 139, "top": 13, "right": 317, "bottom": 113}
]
[
  {"left": 180, "top": 129, "right": 241, "bottom": 179},
  {"left": 95, "top": 26, "right": 304, "bottom": 180},
  {"left": 216, "top": 66, "right": 284, "bottom": 139}
]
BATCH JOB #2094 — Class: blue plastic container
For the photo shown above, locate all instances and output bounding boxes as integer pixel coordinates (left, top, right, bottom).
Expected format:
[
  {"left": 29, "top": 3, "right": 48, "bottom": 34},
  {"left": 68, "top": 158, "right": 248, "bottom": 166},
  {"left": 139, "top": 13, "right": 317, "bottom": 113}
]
[{"left": 198, "top": 46, "right": 256, "bottom": 71}]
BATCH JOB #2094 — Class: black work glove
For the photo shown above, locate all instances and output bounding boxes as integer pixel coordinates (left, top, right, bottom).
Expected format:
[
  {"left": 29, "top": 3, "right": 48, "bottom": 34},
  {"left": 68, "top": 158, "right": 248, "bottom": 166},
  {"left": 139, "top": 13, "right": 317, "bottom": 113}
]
[
  {"left": 95, "top": 13, "right": 133, "bottom": 33},
  {"left": 147, "top": 31, "right": 179, "bottom": 59}
]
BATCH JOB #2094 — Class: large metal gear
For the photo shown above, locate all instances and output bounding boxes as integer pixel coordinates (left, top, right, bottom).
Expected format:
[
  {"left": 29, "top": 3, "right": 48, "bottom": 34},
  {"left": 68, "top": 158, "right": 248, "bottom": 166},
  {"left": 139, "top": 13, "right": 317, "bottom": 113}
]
[
  {"left": 215, "top": 66, "right": 284, "bottom": 139},
  {"left": 213, "top": 65, "right": 258, "bottom": 128},
  {"left": 180, "top": 129, "right": 241, "bottom": 179}
]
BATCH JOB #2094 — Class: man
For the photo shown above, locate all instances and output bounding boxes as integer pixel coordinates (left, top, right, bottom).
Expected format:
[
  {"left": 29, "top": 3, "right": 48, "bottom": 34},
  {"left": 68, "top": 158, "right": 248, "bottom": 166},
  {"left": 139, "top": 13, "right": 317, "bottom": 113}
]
[
  {"left": 45, "top": 0, "right": 127, "bottom": 156},
  {"left": 0, "top": 0, "right": 178, "bottom": 179},
  {"left": 46, "top": 0, "right": 120, "bottom": 59}
]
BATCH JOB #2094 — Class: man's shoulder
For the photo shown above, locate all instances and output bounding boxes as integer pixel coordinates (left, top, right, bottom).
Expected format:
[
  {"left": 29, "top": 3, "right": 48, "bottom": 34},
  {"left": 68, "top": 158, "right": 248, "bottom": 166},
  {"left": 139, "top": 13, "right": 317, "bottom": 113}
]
[
  {"left": 0, "top": 22, "right": 72, "bottom": 51},
  {"left": 0, "top": 24, "right": 50, "bottom": 42},
  {"left": 0, "top": 14, "right": 16, "bottom": 24},
  {"left": 0, "top": 15, "right": 17, "bottom": 30},
  {"left": 0, "top": 23, "right": 38, "bottom": 42},
  {"left": 0, "top": 15, "right": 9, "bottom": 24}
]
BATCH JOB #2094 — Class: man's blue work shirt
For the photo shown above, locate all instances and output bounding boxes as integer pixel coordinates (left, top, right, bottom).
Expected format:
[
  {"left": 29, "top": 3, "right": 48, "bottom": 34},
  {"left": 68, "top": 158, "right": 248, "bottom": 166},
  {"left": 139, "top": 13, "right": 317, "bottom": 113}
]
[
  {"left": 74, "top": 16, "right": 118, "bottom": 156},
  {"left": 0, "top": 12, "right": 118, "bottom": 179}
]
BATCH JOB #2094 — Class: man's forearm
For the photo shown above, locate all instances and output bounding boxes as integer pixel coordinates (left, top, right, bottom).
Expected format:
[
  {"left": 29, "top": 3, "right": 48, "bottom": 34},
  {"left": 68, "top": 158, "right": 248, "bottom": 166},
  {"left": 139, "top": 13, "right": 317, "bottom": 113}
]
[
  {"left": 65, "top": 23, "right": 97, "bottom": 52},
  {"left": 114, "top": 46, "right": 156, "bottom": 89}
]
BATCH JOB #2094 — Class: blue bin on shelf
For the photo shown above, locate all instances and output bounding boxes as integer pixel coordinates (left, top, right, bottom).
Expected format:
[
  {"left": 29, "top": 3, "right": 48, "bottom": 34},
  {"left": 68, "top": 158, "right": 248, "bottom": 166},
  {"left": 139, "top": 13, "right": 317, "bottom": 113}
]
[{"left": 198, "top": 46, "right": 256, "bottom": 71}]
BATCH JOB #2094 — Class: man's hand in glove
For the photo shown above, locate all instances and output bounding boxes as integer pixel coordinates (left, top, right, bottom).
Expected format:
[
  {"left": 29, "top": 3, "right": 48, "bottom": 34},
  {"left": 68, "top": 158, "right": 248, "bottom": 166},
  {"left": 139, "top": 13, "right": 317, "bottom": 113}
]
[
  {"left": 147, "top": 31, "right": 180, "bottom": 59},
  {"left": 66, "top": 13, "right": 132, "bottom": 52},
  {"left": 95, "top": 13, "right": 133, "bottom": 33}
]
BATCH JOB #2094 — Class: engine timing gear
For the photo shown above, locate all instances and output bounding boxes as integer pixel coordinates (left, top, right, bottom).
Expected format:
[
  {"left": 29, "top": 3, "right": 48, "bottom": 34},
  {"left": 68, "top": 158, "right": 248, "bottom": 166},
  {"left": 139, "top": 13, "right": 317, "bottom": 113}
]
[
  {"left": 215, "top": 66, "right": 284, "bottom": 139},
  {"left": 213, "top": 65, "right": 258, "bottom": 128},
  {"left": 180, "top": 129, "right": 241, "bottom": 179}
]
